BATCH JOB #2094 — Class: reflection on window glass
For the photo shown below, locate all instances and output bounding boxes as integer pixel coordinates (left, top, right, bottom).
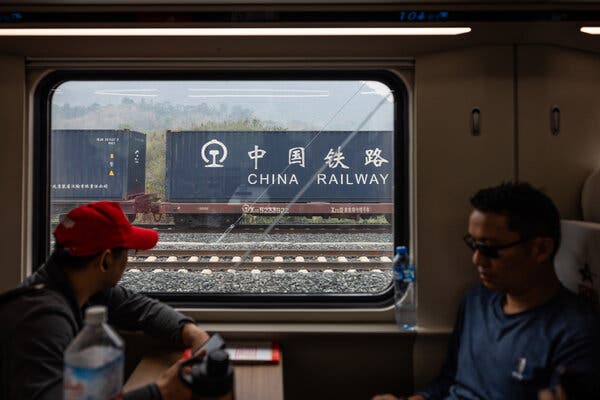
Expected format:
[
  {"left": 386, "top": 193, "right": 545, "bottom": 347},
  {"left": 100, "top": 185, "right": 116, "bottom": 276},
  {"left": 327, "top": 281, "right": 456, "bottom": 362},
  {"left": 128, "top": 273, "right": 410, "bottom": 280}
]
[{"left": 49, "top": 80, "right": 397, "bottom": 296}]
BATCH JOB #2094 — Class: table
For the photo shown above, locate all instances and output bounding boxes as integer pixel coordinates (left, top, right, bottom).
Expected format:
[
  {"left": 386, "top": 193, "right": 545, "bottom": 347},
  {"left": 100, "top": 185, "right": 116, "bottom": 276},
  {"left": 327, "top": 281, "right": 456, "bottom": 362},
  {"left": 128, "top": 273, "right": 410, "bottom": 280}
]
[{"left": 124, "top": 347, "right": 284, "bottom": 400}]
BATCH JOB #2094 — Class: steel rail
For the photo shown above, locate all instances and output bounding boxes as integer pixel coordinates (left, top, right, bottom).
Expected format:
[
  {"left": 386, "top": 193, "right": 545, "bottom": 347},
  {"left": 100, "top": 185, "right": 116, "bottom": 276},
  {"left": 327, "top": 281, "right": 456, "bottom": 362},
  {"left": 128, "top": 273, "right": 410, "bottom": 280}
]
[
  {"left": 132, "top": 249, "right": 392, "bottom": 257},
  {"left": 126, "top": 261, "right": 390, "bottom": 271},
  {"left": 126, "top": 248, "right": 393, "bottom": 271}
]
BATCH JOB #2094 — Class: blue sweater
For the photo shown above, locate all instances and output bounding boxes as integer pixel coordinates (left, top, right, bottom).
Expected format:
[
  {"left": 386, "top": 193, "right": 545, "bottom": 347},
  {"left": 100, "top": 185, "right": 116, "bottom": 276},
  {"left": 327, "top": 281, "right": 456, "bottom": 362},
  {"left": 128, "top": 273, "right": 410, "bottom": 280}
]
[{"left": 417, "top": 286, "right": 599, "bottom": 400}]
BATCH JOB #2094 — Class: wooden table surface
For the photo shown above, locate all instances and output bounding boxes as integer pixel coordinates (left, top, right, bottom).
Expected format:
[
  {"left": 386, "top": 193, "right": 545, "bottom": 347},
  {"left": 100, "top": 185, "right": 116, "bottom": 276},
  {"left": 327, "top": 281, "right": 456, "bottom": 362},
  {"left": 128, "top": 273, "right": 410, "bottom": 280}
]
[{"left": 124, "top": 347, "right": 284, "bottom": 400}]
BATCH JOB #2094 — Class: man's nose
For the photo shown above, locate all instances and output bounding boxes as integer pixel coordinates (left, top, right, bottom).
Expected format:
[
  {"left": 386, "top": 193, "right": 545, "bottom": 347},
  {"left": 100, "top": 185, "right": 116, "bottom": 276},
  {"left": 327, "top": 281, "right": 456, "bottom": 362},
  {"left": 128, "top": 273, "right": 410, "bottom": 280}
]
[{"left": 472, "top": 249, "right": 488, "bottom": 266}]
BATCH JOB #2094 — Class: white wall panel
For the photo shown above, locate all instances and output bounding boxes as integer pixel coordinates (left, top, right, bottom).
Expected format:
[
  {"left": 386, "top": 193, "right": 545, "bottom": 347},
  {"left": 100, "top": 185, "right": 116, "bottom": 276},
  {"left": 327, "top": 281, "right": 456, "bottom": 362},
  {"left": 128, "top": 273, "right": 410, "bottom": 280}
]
[
  {"left": 415, "top": 46, "right": 515, "bottom": 330},
  {"left": 518, "top": 45, "right": 600, "bottom": 220}
]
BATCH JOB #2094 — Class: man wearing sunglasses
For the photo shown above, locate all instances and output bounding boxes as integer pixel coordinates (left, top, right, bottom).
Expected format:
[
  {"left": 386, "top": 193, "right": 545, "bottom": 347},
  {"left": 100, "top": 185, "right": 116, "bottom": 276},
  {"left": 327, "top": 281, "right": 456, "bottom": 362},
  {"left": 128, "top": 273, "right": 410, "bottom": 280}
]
[{"left": 373, "top": 182, "right": 599, "bottom": 400}]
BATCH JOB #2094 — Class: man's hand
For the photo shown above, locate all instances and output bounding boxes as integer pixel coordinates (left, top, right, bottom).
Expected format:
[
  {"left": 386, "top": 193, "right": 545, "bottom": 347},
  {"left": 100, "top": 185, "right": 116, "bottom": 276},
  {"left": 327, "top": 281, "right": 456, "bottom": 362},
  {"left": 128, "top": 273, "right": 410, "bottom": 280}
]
[
  {"left": 181, "top": 322, "right": 210, "bottom": 352},
  {"left": 538, "top": 386, "right": 567, "bottom": 400},
  {"left": 155, "top": 356, "right": 195, "bottom": 400}
]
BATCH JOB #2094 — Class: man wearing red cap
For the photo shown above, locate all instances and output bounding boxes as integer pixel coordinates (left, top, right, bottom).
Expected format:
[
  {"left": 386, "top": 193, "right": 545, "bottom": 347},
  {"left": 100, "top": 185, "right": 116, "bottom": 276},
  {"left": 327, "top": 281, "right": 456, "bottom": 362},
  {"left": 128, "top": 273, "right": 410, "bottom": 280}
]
[{"left": 0, "top": 201, "right": 210, "bottom": 400}]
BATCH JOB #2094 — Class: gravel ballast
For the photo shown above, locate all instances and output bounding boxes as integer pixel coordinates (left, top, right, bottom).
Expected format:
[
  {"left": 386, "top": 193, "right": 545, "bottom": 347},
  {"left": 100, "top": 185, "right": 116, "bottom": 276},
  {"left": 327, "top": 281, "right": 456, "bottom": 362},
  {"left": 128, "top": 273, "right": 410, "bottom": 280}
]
[{"left": 121, "top": 232, "right": 394, "bottom": 294}]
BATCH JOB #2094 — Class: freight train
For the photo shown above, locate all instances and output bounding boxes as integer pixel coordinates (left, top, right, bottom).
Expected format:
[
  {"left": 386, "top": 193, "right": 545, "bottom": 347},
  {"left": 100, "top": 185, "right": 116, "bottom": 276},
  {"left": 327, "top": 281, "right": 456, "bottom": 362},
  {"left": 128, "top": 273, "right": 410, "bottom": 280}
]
[
  {"left": 51, "top": 129, "right": 393, "bottom": 226},
  {"left": 51, "top": 129, "right": 149, "bottom": 222}
]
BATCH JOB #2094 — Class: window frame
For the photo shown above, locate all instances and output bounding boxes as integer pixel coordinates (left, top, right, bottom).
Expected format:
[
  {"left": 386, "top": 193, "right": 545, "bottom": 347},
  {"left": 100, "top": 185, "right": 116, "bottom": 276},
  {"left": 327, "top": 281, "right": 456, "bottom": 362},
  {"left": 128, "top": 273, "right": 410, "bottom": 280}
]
[{"left": 33, "top": 70, "right": 409, "bottom": 308}]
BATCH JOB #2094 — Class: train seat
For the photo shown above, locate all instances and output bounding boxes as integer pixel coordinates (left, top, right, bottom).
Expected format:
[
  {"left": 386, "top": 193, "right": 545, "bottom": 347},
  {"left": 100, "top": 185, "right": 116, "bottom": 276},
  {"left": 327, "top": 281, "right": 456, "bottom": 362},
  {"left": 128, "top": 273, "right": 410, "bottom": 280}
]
[
  {"left": 555, "top": 220, "right": 600, "bottom": 304},
  {"left": 581, "top": 167, "right": 600, "bottom": 223},
  {"left": 554, "top": 168, "right": 600, "bottom": 305}
]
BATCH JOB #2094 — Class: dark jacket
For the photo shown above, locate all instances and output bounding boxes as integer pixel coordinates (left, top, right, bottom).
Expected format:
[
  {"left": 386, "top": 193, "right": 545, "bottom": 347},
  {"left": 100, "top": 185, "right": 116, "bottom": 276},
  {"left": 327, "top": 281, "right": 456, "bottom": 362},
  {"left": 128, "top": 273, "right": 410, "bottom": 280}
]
[{"left": 0, "top": 254, "right": 193, "bottom": 400}]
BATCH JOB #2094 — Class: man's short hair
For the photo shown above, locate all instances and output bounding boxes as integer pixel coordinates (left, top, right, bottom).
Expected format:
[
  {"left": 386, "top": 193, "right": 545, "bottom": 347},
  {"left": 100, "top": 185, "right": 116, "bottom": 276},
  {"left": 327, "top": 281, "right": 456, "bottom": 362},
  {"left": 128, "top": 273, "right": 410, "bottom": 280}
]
[
  {"left": 53, "top": 244, "right": 126, "bottom": 270},
  {"left": 470, "top": 182, "right": 561, "bottom": 260}
]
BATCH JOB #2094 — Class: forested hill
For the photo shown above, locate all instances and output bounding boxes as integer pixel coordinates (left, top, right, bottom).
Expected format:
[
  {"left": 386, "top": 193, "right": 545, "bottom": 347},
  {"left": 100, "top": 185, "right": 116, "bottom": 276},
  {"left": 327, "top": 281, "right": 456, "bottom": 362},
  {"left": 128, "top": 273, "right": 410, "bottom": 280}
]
[{"left": 51, "top": 98, "right": 291, "bottom": 132}]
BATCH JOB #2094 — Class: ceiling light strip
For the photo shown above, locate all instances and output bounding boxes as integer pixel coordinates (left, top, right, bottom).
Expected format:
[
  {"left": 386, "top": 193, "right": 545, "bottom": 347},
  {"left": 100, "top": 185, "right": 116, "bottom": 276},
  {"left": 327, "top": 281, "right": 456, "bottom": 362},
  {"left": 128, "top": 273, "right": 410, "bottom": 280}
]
[
  {"left": 581, "top": 27, "right": 600, "bottom": 34},
  {"left": 0, "top": 27, "right": 471, "bottom": 37}
]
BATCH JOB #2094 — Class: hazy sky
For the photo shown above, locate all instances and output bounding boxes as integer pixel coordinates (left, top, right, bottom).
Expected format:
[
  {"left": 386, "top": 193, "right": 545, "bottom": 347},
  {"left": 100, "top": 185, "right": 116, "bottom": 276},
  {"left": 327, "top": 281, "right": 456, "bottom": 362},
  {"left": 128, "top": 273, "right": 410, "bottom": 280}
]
[{"left": 52, "top": 80, "right": 395, "bottom": 131}]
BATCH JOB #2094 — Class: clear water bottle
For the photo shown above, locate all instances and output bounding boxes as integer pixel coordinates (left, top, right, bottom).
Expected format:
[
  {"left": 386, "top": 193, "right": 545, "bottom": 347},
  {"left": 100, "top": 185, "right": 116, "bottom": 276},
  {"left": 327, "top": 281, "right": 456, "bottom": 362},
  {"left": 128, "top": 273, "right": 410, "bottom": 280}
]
[
  {"left": 64, "top": 305, "right": 124, "bottom": 400},
  {"left": 392, "top": 246, "right": 416, "bottom": 330}
]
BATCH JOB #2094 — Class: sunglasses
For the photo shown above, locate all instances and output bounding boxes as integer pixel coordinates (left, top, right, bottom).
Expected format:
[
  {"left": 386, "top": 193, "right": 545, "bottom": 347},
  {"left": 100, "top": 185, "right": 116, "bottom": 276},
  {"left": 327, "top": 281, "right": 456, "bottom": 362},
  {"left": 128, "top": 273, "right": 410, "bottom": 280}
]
[{"left": 463, "top": 234, "right": 531, "bottom": 259}]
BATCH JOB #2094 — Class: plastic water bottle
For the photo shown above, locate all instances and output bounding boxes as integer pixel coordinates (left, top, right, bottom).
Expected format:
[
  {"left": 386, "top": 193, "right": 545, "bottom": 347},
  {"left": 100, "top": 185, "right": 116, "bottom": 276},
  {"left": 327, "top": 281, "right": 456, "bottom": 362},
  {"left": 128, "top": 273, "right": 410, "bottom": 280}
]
[
  {"left": 64, "top": 305, "right": 124, "bottom": 400},
  {"left": 392, "top": 246, "right": 416, "bottom": 330}
]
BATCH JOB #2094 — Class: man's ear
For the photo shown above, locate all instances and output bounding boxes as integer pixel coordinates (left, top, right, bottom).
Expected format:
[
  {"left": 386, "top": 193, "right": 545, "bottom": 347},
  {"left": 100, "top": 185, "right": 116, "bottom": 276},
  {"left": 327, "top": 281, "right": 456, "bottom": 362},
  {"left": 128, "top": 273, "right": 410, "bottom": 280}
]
[
  {"left": 531, "top": 237, "right": 555, "bottom": 263},
  {"left": 99, "top": 249, "right": 111, "bottom": 271}
]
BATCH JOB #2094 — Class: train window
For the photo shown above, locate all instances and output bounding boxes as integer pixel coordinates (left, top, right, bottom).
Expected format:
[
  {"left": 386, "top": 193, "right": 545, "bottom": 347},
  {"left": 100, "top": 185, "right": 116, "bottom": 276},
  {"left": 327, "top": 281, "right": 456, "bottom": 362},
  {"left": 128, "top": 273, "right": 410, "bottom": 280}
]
[{"left": 37, "top": 73, "right": 407, "bottom": 306}]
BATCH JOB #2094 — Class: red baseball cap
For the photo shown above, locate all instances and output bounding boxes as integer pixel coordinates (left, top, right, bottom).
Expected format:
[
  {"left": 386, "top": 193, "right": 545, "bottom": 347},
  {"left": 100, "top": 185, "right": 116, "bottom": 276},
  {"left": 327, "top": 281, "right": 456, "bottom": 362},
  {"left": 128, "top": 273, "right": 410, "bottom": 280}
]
[{"left": 54, "top": 201, "right": 158, "bottom": 256}]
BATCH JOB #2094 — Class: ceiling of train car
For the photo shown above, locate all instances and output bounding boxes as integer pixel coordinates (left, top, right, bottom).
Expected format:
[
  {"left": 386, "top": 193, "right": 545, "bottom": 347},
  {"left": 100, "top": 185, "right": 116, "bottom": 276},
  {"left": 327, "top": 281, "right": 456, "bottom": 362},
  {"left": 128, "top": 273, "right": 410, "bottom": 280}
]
[
  {"left": 8, "top": 1, "right": 600, "bottom": 3},
  {"left": 1, "top": 5, "right": 600, "bottom": 23},
  {"left": 0, "top": 1, "right": 599, "bottom": 56},
  {"left": 3, "top": 0, "right": 600, "bottom": 5}
]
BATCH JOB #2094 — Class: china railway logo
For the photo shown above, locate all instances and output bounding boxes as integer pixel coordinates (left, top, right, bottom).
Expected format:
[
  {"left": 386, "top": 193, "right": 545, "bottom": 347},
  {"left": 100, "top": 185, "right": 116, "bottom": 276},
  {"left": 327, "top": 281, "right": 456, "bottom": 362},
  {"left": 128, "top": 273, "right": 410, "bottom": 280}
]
[
  {"left": 198, "top": 139, "right": 391, "bottom": 187},
  {"left": 201, "top": 139, "right": 228, "bottom": 168}
]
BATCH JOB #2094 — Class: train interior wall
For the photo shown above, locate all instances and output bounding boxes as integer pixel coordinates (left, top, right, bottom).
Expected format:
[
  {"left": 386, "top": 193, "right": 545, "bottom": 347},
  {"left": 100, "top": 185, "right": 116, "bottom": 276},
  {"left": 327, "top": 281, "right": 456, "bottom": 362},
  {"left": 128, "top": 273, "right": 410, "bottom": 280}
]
[{"left": 0, "top": 11, "right": 600, "bottom": 399}]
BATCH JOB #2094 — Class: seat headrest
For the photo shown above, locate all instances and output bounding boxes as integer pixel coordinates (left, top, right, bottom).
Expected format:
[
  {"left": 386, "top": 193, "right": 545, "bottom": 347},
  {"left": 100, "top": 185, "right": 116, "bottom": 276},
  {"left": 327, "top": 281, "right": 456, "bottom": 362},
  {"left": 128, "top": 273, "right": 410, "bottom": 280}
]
[
  {"left": 581, "top": 167, "right": 600, "bottom": 223},
  {"left": 555, "top": 220, "right": 599, "bottom": 306}
]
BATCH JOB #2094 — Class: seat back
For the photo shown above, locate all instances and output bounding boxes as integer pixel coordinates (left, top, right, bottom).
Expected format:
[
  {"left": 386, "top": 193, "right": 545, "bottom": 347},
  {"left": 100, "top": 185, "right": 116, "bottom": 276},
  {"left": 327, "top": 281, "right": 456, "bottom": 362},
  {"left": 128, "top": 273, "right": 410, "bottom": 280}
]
[
  {"left": 555, "top": 167, "right": 600, "bottom": 306},
  {"left": 555, "top": 220, "right": 600, "bottom": 306},
  {"left": 581, "top": 167, "right": 600, "bottom": 223}
]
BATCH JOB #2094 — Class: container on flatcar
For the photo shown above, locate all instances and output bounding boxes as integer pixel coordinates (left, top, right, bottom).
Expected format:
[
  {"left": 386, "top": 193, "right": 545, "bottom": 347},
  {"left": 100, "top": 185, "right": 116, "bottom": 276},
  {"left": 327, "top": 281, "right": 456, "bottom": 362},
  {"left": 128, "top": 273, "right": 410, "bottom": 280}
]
[
  {"left": 165, "top": 130, "right": 393, "bottom": 204},
  {"left": 51, "top": 129, "right": 146, "bottom": 201}
]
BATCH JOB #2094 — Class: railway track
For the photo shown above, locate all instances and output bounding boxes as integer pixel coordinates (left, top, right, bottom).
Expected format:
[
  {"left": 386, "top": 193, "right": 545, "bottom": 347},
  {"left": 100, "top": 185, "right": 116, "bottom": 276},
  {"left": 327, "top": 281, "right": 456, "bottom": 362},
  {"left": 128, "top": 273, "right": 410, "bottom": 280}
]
[
  {"left": 126, "top": 249, "right": 394, "bottom": 272},
  {"left": 137, "top": 223, "right": 391, "bottom": 234}
]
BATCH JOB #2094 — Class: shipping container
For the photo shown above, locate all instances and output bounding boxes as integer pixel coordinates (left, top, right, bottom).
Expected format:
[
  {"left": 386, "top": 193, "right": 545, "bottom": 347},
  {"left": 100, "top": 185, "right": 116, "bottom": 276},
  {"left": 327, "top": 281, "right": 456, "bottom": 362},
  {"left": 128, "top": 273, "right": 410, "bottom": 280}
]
[
  {"left": 51, "top": 129, "right": 146, "bottom": 201},
  {"left": 165, "top": 131, "right": 393, "bottom": 204}
]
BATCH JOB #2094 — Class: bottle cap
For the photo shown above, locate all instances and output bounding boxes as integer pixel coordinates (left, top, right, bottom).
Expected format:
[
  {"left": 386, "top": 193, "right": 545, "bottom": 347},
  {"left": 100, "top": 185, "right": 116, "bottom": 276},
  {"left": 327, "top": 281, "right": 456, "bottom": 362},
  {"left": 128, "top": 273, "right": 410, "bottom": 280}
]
[
  {"left": 395, "top": 246, "right": 408, "bottom": 255},
  {"left": 85, "top": 305, "right": 107, "bottom": 325}
]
